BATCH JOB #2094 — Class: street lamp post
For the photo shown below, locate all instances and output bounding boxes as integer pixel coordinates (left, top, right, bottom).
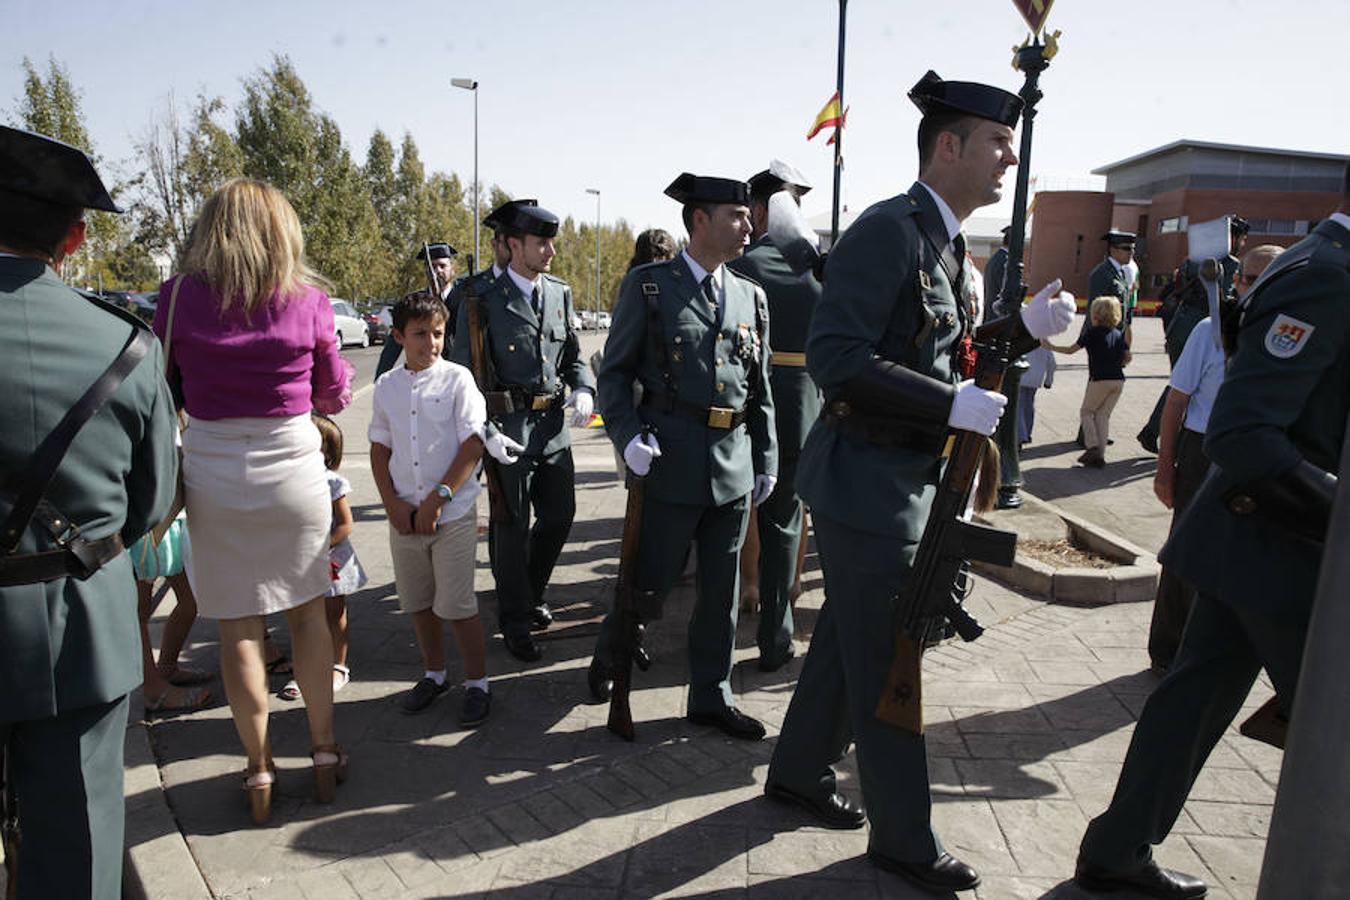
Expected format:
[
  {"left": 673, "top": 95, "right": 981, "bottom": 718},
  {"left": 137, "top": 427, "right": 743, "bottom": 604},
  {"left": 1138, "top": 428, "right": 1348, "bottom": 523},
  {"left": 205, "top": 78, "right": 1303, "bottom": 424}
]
[
  {"left": 585, "top": 188, "right": 601, "bottom": 319},
  {"left": 451, "top": 78, "right": 479, "bottom": 268}
]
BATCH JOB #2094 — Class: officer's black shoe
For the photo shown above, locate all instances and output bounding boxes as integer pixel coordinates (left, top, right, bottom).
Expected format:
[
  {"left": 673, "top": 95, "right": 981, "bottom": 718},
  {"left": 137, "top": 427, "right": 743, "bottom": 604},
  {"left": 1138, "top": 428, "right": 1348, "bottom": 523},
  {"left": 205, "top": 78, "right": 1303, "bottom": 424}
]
[
  {"left": 530, "top": 604, "right": 553, "bottom": 631},
  {"left": 687, "top": 706, "right": 766, "bottom": 741},
  {"left": 1138, "top": 428, "right": 1160, "bottom": 454},
  {"left": 1074, "top": 859, "right": 1207, "bottom": 899},
  {"left": 587, "top": 657, "right": 613, "bottom": 703},
  {"left": 503, "top": 631, "right": 542, "bottom": 662},
  {"left": 868, "top": 850, "right": 980, "bottom": 893},
  {"left": 400, "top": 676, "right": 448, "bottom": 714},
  {"left": 757, "top": 647, "right": 795, "bottom": 673},
  {"left": 764, "top": 781, "right": 865, "bottom": 829},
  {"left": 633, "top": 624, "right": 652, "bottom": 672}
]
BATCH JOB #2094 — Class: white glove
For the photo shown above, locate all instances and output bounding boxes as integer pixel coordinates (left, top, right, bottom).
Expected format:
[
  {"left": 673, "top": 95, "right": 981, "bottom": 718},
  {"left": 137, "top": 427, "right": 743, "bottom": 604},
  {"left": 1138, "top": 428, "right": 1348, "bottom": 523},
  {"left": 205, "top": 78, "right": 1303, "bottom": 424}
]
[
  {"left": 483, "top": 430, "right": 525, "bottom": 465},
  {"left": 622, "top": 432, "right": 662, "bottom": 477},
  {"left": 567, "top": 389, "right": 594, "bottom": 428},
  {"left": 947, "top": 379, "right": 1007, "bottom": 436},
  {"left": 751, "top": 474, "right": 777, "bottom": 507},
  {"left": 1020, "top": 278, "right": 1077, "bottom": 339}
]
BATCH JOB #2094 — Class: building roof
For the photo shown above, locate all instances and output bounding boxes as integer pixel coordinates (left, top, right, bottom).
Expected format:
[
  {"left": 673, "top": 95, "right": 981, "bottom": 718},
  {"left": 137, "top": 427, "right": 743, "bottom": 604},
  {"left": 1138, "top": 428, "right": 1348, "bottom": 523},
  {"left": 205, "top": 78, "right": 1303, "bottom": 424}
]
[{"left": 1093, "top": 139, "right": 1348, "bottom": 175}]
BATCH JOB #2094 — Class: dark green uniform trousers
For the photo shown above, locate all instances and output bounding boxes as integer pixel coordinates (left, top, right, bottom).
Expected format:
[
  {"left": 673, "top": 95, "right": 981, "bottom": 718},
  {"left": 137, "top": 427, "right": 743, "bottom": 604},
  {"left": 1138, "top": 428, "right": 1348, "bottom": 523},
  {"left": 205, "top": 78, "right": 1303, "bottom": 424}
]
[
  {"left": 754, "top": 452, "right": 801, "bottom": 667},
  {"left": 1079, "top": 591, "right": 1308, "bottom": 871},
  {"left": 1, "top": 695, "right": 129, "bottom": 900},
  {"left": 768, "top": 513, "right": 940, "bottom": 863},
  {"left": 491, "top": 448, "right": 575, "bottom": 640},
  {"left": 595, "top": 493, "right": 749, "bottom": 715}
]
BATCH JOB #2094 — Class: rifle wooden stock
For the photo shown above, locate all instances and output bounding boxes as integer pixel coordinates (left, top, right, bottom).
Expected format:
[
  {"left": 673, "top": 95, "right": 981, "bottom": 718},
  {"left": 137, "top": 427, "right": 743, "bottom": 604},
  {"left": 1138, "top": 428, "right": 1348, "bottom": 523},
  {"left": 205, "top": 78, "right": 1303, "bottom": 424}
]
[
  {"left": 876, "top": 311, "right": 1035, "bottom": 733},
  {"left": 607, "top": 471, "right": 647, "bottom": 741},
  {"left": 464, "top": 284, "right": 512, "bottom": 525}
]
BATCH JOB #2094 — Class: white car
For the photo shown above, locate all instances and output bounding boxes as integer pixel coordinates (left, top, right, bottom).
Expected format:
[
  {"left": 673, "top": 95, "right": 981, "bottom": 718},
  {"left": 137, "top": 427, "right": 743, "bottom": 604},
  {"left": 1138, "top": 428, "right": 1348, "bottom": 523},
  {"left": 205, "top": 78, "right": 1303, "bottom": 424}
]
[
  {"left": 330, "top": 298, "right": 369, "bottom": 348},
  {"left": 597, "top": 311, "right": 613, "bottom": 329}
]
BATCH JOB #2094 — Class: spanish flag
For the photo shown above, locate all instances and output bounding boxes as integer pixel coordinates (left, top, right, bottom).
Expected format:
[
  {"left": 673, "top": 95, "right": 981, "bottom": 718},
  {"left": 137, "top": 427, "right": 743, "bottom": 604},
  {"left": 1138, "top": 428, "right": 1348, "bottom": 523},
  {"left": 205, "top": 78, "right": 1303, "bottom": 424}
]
[{"left": 807, "top": 92, "right": 847, "bottom": 142}]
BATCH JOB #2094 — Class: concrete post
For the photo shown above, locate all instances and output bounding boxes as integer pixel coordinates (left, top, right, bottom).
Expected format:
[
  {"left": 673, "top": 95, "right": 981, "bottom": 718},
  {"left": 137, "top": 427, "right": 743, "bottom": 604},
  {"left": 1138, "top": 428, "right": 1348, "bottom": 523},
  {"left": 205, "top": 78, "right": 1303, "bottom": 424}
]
[{"left": 1256, "top": 418, "right": 1350, "bottom": 898}]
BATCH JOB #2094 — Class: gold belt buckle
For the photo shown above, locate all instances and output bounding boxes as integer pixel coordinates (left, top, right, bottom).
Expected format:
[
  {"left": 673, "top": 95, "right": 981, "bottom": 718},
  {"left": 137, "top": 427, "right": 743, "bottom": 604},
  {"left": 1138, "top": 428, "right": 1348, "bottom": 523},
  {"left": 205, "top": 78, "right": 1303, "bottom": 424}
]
[
  {"left": 531, "top": 394, "right": 553, "bottom": 411},
  {"left": 707, "top": 406, "right": 734, "bottom": 429}
]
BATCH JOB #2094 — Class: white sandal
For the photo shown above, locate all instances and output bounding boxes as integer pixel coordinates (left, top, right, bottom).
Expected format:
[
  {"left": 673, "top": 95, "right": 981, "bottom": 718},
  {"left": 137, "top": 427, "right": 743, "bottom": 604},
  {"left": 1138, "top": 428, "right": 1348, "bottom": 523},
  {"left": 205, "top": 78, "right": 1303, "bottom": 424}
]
[{"left": 333, "top": 663, "right": 351, "bottom": 693}]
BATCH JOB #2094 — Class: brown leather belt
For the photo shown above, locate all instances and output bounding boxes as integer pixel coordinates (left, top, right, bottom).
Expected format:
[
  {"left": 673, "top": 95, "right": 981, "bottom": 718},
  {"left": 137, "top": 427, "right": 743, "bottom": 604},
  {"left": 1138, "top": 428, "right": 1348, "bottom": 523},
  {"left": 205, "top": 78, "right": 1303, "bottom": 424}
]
[
  {"left": 485, "top": 387, "right": 564, "bottom": 415},
  {"left": 641, "top": 392, "right": 748, "bottom": 430},
  {"left": 0, "top": 533, "right": 125, "bottom": 586},
  {"left": 819, "top": 400, "right": 948, "bottom": 455}
]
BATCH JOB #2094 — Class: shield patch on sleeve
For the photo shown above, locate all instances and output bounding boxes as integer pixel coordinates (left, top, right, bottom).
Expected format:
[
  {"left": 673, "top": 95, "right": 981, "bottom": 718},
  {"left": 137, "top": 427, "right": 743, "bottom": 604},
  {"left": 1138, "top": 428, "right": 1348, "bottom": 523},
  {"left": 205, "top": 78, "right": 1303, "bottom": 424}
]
[{"left": 1263, "top": 314, "right": 1314, "bottom": 359}]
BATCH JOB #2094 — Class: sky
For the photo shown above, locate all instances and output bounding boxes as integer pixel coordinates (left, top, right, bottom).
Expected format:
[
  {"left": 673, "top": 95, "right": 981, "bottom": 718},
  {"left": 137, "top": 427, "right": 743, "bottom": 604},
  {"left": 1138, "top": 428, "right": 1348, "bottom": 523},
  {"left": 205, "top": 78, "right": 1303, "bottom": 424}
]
[{"left": 5, "top": 0, "right": 1349, "bottom": 248}]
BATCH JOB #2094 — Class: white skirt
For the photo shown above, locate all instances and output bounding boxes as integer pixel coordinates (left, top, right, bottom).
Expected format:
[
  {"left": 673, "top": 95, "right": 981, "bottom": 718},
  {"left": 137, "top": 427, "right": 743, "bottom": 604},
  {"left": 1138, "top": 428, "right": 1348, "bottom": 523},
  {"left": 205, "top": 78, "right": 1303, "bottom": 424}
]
[{"left": 183, "top": 415, "right": 332, "bottom": 619}]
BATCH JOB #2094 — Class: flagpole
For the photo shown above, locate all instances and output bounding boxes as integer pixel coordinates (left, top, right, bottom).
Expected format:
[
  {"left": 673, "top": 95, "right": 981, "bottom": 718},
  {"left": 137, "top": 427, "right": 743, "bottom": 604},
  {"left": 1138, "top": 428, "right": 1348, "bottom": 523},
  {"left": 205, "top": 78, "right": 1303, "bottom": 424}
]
[{"left": 831, "top": 0, "right": 847, "bottom": 246}]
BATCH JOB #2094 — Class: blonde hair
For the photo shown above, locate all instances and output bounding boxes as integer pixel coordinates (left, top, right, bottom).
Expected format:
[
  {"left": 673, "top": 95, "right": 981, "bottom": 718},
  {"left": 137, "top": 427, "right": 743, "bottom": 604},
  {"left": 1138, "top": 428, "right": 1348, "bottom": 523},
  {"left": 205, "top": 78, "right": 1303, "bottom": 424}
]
[
  {"left": 1089, "top": 295, "right": 1122, "bottom": 328},
  {"left": 179, "top": 178, "right": 327, "bottom": 315}
]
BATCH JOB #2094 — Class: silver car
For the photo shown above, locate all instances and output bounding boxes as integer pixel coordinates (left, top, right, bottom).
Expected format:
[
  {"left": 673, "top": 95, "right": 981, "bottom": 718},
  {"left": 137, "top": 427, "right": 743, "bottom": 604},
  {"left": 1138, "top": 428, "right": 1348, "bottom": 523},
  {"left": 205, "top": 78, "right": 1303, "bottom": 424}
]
[{"left": 330, "top": 298, "right": 369, "bottom": 348}]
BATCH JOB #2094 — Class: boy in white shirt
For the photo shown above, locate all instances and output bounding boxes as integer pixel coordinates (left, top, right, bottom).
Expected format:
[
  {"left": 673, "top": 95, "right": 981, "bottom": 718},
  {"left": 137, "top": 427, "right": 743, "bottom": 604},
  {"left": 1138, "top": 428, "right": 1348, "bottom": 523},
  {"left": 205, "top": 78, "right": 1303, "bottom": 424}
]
[{"left": 369, "top": 291, "right": 495, "bottom": 725}]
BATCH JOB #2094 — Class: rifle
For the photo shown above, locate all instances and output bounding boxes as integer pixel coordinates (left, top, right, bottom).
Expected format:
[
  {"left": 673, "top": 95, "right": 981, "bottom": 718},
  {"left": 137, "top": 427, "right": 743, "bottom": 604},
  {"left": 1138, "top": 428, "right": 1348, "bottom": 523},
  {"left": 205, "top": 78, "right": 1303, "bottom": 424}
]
[
  {"left": 2, "top": 743, "right": 17, "bottom": 900},
  {"left": 463, "top": 280, "right": 512, "bottom": 526},
  {"left": 875, "top": 311, "right": 1040, "bottom": 733},
  {"left": 422, "top": 241, "right": 441, "bottom": 298},
  {"left": 607, "top": 462, "right": 651, "bottom": 741}
]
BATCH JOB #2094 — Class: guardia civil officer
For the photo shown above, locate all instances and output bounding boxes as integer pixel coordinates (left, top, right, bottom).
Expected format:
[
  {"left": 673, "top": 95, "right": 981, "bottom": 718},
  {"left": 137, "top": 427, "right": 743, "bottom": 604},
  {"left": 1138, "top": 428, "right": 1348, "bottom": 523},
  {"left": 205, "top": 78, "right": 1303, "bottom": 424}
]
[
  {"left": 764, "top": 73, "right": 1074, "bottom": 893},
  {"left": 727, "top": 160, "right": 820, "bottom": 672},
  {"left": 1088, "top": 230, "right": 1136, "bottom": 316},
  {"left": 1074, "top": 165, "right": 1350, "bottom": 900},
  {"left": 445, "top": 198, "right": 542, "bottom": 346},
  {"left": 449, "top": 202, "right": 593, "bottom": 661},
  {"left": 586, "top": 173, "right": 778, "bottom": 740},
  {"left": 983, "top": 224, "right": 1010, "bottom": 309},
  {"left": 374, "top": 241, "right": 460, "bottom": 379},
  {"left": 0, "top": 127, "right": 178, "bottom": 898}
]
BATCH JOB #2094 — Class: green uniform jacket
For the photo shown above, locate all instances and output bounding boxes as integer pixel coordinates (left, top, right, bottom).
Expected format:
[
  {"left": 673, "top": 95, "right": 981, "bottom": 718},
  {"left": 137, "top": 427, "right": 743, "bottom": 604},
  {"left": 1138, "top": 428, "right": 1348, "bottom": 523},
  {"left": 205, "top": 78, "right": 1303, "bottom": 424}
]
[
  {"left": 598, "top": 254, "right": 777, "bottom": 507},
  {"left": 983, "top": 246, "right": 1008, "bottom": 312},
  {"left": 449, "top": 270, "right": 593, "bottom": 457},
  {"left": 728, "top": 236, "right": 822, "bottom": 454},
  {"left": 796, "top": 183, "right": 971, "bottom": 539},
  {"left": 445, "top": 267, "right": 496, "bottom": 341},
  {"left": 1162, "top": 218, "right": 1350, "bottom": 618},
  {"left": 0, "top": 259, "right": 178, "bottom": 722},
  {"left": 1088, "top": 258, "right": 1128, "bottom": 303}
]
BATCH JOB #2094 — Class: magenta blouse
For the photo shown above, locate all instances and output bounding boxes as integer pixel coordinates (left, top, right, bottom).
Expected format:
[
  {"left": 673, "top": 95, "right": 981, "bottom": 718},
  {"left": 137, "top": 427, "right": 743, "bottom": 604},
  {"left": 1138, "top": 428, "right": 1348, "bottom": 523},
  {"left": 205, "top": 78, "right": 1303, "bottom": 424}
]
[{"left": 153, "top": 274, "right": 353, "bottom": 420}]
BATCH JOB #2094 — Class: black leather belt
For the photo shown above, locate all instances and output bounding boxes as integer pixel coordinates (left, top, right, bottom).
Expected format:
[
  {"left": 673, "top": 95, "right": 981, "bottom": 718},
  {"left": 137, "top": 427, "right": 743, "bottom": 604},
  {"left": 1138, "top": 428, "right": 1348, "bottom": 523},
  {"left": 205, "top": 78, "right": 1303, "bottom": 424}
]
[
  {"left": 641, "top": 391, "right": 747, "bottom": 430},
  {"left": 484, "top": 387, "right": 563, "bottom": 416},
  {"left": 819, "top": 400, "right": 948, "bottom": 455},
  {"left": 0, "top": 532, "right": 125, "bottom": 587}
]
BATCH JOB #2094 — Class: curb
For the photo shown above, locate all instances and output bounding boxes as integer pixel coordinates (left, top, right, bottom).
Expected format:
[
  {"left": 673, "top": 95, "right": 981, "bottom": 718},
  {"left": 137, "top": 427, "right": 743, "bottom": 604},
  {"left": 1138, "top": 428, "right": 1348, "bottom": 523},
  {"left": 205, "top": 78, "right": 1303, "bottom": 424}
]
[
  {"left": 972, "top": 492, "right": 1160, "bottom": 607},
  {"left": 122, "top": 702, "right": 212, "bottom": 900}
]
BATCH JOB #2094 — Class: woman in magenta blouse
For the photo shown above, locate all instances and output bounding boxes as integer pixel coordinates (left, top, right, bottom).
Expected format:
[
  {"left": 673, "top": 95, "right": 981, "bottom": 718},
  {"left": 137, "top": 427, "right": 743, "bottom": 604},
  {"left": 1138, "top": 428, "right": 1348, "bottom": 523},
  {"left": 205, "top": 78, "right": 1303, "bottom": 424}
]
[{"left": 154, "top": 178, "right": 352, "bottom": 824}]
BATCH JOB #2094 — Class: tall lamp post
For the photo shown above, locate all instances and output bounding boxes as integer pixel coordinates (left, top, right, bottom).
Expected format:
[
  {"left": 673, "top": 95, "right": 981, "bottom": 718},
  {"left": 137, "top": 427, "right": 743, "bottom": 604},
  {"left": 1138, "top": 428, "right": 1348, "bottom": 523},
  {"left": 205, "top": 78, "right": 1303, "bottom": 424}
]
[
  {"left": 585, "top": 188, "right": 601, "bottom": 319},
  {"left": 451, "top": 78, "right": 479, "bottom": 268}
]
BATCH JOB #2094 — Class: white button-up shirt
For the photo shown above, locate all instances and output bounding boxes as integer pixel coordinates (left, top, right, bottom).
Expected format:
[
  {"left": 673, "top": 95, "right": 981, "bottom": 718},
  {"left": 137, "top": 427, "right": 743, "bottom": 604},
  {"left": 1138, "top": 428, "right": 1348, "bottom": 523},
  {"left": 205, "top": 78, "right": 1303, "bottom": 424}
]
[{"left": 369, "top": 358, "right": 485, "bottom": 524}]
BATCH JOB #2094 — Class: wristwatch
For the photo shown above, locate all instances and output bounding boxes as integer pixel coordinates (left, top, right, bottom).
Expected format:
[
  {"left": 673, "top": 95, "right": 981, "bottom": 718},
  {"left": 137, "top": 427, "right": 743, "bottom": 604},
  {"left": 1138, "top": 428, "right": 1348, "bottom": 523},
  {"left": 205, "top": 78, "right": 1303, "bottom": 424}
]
[{"left": 435, "top": 483, "right": 454, "bottom": 501}]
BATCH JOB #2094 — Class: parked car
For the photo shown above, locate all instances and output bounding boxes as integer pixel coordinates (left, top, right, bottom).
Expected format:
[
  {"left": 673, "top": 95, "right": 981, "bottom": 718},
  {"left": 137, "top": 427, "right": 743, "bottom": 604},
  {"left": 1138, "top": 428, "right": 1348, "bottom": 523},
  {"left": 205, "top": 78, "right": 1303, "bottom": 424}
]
[
  {"left": 579, "top": 310, "right": 598, "bottom": 330},
  {"left": 363, "top": 304, "right": 392, "bottom": 344},
  {"left": 330, "top": 298, "right": 370, "bottom": 348},
  {"left": 597, "top": 311, "right": 613, "bottom": 329}
]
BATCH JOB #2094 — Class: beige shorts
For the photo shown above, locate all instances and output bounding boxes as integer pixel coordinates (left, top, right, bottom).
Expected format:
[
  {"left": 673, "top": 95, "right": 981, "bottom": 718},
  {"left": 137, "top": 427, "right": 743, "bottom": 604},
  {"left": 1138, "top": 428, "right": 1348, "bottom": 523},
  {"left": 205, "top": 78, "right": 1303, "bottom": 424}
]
[{"left": 389, "top": 513, "right": 479, "bottom": 621}]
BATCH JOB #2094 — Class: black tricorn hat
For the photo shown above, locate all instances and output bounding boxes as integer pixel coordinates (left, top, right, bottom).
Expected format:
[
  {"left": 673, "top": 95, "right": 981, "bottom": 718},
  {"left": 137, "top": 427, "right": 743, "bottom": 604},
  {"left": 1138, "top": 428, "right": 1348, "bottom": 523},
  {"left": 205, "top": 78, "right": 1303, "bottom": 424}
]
[
  {"left": 1102, "top": 229, "right": 1137, "bottom": 246},
  {"left": 1229, "top": 215, "right": 1250, "bottom": 236},
  {"left": 415, "top": 242, "right": 458, "bottom": 261},
  {"left": 664, "top": 173, "right": 750, "bottom": 205},
  {"left": 0, "top": 125, "right": 121, "bottom": 213},
  {"left": 490, "top": 200, "right": 558, "bottom": 238},
  {"left": 748, "top": 159, "right": 813, "bottom": 200},
  {"left": 908, "top": 71, "right": 1023, "bottom": 128},
  {"left": 483, "top": 198, "right": 537, "bottom": 231}
]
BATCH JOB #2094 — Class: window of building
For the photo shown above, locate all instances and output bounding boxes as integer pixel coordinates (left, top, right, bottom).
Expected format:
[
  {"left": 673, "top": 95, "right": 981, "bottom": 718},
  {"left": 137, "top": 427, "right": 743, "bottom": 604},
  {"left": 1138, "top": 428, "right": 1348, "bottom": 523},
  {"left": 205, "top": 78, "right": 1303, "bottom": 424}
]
[
  {"left": 1158, "top": 216, "right": 1188, "bottom": 234},
  {"left": 1245, "top": 218, "right": 1309, "bottom": 236}
]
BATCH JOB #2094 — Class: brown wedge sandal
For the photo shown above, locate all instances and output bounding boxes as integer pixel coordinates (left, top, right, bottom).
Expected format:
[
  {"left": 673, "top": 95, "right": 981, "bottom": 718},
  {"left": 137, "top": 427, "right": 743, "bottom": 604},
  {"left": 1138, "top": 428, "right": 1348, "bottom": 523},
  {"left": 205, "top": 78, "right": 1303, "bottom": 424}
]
[
  {"left": 311, "top": 743, "right": 349, "bottom": 803},
  {"left": 244, "top": 759, "right": 276, "bottom": 825}
]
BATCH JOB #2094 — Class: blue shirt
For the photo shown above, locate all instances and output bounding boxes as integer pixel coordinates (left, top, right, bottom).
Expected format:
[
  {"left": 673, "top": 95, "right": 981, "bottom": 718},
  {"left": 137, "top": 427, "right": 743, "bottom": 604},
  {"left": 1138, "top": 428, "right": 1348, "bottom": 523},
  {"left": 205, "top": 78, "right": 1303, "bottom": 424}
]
[
  {"left": 1080, "top": 325, "right": 1127, "bottom": 381},
  {"left": 1169, "top": 317, "right": 1226, "bottom": 434}
]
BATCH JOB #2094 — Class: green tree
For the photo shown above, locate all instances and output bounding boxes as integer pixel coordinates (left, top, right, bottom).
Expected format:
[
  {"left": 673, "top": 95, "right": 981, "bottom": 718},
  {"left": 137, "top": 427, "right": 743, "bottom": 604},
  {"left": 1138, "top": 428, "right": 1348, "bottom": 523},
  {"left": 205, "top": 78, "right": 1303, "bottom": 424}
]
[{"left": 15, "top": 56, "right": 121, "bottom": 286}]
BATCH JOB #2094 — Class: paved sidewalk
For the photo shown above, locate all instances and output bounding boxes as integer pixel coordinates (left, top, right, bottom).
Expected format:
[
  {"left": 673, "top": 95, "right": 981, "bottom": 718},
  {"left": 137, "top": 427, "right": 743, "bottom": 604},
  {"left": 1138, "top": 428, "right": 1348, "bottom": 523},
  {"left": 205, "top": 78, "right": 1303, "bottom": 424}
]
[{"left": 124, "top": 318, "right": 1282, "bottom": 899}]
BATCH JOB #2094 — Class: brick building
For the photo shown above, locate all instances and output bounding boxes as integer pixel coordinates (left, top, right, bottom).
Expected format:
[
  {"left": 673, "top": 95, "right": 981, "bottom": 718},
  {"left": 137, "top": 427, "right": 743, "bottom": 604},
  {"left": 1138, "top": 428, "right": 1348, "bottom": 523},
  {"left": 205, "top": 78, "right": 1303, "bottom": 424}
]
[{"left": 1027, "top": 140, "right": 1346, "bottom": 303}]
